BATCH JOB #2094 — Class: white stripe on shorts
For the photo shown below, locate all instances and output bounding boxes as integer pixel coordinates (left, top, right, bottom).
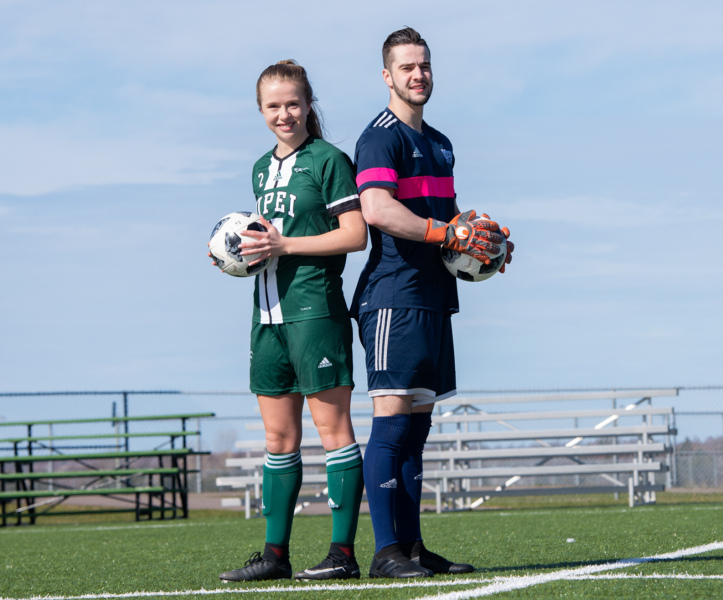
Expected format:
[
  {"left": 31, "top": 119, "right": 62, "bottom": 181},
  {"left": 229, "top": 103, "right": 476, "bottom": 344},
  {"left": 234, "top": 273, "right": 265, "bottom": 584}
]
[{"left": 374, "top": 309, "right": 392, "bottom": 371}]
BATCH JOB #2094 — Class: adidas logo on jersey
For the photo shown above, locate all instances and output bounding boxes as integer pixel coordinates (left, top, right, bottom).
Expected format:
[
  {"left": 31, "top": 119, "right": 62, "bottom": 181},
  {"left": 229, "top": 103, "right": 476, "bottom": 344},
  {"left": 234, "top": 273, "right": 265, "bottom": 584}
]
[
  {"left": 318, "top": 357, "right": 333, "bottom": 369},
  {"left": 272, "top": 171, "right": 283, "bottom": 181},
  {"left": 328, "top": 497, "right": 339, "bottom": 509},
  {"left": 380, "top": 478, "right": 397, "bottom": 489},
  {"left": 412, "top": 146, "right": 423, "bottom": 158}
]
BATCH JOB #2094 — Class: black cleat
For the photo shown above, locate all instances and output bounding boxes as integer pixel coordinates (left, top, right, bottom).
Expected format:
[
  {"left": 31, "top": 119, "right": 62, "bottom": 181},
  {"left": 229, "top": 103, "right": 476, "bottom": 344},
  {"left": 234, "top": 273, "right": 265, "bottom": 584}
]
[
  {"left": 409, "top": 541, "right": 474, "bottom": 574},
  {"left": 295, "top": 553, "right": 361, "bottom": 581},
  {"left": 219, "top": 551, "right": 292, "bottom": 582},
  {"left": 369, "top": 550, "right": 433, "bottom": 578}
]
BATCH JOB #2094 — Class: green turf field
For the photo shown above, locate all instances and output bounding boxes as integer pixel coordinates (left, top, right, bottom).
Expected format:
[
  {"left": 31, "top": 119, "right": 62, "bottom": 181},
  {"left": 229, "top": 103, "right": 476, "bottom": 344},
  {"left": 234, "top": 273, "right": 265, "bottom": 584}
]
[{"left": 1, "top": 497, "right": 721, "bottom": 600}]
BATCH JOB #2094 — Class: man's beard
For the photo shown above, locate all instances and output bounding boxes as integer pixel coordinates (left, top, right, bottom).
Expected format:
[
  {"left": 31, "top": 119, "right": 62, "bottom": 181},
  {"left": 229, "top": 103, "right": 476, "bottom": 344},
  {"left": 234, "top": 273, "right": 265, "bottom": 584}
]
[{"left": 393, "top": 80, "right": 433, "bottom": 106}]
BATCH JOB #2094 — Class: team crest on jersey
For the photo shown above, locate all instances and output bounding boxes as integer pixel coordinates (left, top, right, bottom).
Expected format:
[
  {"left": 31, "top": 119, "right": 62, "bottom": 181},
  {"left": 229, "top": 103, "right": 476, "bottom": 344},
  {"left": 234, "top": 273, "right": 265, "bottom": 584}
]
[{"left": 441, "top": 148, "right": 453, "bottom": 165}]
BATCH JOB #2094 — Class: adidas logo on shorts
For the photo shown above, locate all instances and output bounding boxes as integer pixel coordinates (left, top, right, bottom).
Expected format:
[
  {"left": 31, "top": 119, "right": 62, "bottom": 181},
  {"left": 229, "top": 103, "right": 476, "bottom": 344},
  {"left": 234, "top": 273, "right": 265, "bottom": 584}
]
[
  {"left": 328, "top": 497, "right": 339, "bottom": 509},
  {"left": 317, "top": 357, "right": 333, "bottom": 369},
  {"left": 414, "top": 473, "right": 423, "bottom": 481},
  {"left": 380, "top": 478, "right": 397, "bottom": 489}
]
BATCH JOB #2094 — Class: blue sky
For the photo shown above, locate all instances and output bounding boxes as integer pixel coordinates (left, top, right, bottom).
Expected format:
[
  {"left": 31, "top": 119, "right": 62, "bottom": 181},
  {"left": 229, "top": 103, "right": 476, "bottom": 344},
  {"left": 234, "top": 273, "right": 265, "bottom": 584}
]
[{"left": 1, "top": 1, "right": 722, "bottom": 436}]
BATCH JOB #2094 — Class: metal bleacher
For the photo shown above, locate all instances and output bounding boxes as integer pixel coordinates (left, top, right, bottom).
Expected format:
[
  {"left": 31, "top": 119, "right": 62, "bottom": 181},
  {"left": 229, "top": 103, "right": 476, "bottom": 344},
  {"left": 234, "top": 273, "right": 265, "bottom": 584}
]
[{"left": 216, "top": 388, "right": 678, "bottom": 516}]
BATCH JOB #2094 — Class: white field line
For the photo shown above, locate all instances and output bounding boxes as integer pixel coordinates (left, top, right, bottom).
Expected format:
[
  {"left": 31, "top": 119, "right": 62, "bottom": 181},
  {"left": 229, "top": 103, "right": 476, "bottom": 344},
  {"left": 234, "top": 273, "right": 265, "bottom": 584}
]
[
  {"left": 1, "top": 541, "right": 721, "bottom": 600},
  {"left": 0, "top": 522, "right": 208, "bottom": 535},
  {"left": 489, "top": 504, "right": 723, "bottom": 519},
  {"left": 0, "top": 579, "right": 489, "bottom": 600},
  {"left": 2, "top": 574, "right": 722, "bottom": 600},
  {"left": 423, "top": 504, "right": 723, "bottom": 522},
  {"left": 574, "top": 573, "right": 723, "bottom": 580},
  {"left": 412, "top": 541, "right": 723, "bottom": 600},
  {"left": 2, "top": 505, "right": 718, "bottom": 537}
]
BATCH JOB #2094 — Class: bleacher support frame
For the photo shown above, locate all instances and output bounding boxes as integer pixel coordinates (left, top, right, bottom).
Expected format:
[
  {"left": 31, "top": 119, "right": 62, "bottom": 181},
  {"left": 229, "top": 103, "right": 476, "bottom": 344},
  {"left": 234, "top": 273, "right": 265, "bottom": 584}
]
[{"left": 217, "top": 388, "right": 678, "bottom": 515}]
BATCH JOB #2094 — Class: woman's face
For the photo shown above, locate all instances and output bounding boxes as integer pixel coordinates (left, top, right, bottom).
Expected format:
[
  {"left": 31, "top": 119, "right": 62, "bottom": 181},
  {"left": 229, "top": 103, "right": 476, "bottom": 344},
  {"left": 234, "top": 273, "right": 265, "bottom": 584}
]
[{"left": 258, "top": 78, "right": 310, "bottom": 152}]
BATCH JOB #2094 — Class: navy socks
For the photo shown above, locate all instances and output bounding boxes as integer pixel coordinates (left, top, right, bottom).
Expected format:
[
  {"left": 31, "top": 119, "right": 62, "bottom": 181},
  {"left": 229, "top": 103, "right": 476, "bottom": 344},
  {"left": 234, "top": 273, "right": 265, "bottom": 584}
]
[
  {"left": 396, "top": 412, "right": 432, "bottom": 545},
  {"left": 363, "top": 414, "right": 411, "bottom": 553}
]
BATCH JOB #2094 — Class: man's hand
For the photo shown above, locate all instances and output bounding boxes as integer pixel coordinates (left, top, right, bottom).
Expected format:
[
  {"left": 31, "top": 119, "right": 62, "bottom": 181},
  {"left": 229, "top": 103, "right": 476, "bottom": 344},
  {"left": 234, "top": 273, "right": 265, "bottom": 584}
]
[
  {"left": 424, "top": 210, "right": 505, "bottom": 264},
  {"left": 499, "top": 226, "right": 514, "bottom": 273}
]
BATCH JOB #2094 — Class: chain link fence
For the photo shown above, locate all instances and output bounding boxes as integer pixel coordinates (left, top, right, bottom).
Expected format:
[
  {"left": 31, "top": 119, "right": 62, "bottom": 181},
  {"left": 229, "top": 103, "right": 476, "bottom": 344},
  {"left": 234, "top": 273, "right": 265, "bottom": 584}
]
[
  {"left": 675, "top": 452, "right": 722, "bottom": 488},
  {"left": 670, "top": 386, "right": 723, "bottom": 489}
]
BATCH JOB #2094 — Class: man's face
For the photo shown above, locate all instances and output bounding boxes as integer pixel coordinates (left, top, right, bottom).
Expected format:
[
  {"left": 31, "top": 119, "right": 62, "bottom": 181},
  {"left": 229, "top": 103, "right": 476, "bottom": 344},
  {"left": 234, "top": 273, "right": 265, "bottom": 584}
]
[{"left": 384, "top": 44, "right": 433, "bottom": 106}]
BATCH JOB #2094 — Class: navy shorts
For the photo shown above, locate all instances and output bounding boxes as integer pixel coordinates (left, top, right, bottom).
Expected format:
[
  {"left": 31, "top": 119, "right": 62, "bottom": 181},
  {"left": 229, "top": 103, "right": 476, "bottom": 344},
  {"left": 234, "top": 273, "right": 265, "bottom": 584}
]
[{"left": 357, "top": 308, "right": 457, "bottom": 405}]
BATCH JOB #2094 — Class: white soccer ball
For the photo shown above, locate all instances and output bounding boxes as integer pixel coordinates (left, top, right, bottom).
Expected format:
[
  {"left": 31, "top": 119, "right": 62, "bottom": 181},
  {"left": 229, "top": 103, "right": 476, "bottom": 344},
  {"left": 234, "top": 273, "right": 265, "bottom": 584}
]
[
  {"left": 208, "top": 212, "right": 269, "bottom": 277},
  {"left": 441, "top": 217, "right": 507, "bottom": 282}
]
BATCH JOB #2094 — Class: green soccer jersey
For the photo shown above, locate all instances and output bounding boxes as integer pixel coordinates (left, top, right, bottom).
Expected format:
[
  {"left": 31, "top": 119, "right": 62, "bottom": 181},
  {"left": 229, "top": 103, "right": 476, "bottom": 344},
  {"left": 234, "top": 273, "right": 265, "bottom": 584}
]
[{"left": 251, "top": 137, "right": 361, "bottom": 324}]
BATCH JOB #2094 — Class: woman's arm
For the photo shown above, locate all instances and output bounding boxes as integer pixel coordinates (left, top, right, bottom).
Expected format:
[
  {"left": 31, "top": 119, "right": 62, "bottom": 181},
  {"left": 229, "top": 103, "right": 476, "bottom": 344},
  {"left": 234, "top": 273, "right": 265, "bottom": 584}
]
[{"left": 241, "top": 208, "right": 367, "bottom": 262}]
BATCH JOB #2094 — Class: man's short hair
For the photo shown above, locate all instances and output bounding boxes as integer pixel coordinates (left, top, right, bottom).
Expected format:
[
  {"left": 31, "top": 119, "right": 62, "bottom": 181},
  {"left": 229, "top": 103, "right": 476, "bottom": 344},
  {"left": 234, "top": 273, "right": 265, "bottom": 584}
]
[{"left": 382, "top": 27, "right": 430, "bottom": 70}]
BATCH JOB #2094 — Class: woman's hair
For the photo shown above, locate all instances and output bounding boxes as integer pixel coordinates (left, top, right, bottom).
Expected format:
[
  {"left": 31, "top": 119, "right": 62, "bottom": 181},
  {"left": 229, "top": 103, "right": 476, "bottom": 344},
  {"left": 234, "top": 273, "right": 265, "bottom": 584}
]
[{"left": 256, "top": 59, "right": 325, "bottom": 140}]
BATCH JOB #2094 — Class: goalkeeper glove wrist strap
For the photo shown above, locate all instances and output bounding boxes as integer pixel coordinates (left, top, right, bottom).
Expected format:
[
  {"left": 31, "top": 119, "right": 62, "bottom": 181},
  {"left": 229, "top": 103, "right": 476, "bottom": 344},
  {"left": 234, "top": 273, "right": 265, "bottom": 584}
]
[{"left": 423, "top": 218, "right": 449, "bottom": 245}]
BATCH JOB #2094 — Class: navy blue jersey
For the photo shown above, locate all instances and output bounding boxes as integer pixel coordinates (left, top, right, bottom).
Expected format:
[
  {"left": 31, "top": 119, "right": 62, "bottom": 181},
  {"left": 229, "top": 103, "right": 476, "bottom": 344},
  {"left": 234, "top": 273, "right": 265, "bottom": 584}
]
[{"left": 351, "top": 109, "right": 459, "bottom": 317}]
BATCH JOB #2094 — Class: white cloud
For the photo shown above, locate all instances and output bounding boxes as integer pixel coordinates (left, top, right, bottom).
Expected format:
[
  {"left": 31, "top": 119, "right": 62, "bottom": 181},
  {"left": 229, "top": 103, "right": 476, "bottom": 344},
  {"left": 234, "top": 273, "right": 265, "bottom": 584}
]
[
  {"left": 439, "top": 0, "right": 723, "bottom": 54},
  {"left": 0, "top": 0, "right": 721, "bottom": 409},
  {"left": 431, "top": 1, "right": 723, "bottom": 118},
  {"left": 0, "top": 122, "right": 244, "bottom": 195},
  {"left": 116, "top": 84, "right": 251, "bottom": 116},
  {"left": 2, "top": 0, "right": 722, "bottom": 196},
  {"left": 3, "top": 1, "right": 720, "bottom": 74},
  {"left": 0, "top": 1, "right": 373, "bottom": 73},
  {"left": 502, "top": 196, "right": 723, "bottom": 228}
]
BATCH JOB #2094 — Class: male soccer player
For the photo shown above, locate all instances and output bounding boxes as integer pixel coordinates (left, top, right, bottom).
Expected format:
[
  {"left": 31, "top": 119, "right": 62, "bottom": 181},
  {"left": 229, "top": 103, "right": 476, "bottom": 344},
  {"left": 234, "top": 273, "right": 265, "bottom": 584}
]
[{"left": 351, "top": 27, "right": 514, "bottom": 579}]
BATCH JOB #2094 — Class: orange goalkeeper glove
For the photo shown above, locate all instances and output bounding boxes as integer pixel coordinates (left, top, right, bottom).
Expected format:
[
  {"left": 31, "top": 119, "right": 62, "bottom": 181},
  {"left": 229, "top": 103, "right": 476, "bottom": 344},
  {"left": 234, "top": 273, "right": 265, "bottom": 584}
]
[{"left": 424, "top": 210, "right": 504, "bottom": 264}]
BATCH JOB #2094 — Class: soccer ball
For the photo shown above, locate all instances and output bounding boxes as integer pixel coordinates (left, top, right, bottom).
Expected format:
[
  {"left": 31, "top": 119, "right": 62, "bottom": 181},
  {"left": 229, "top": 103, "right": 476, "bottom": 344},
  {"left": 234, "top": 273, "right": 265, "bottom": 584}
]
[
  {"left": 208, "top": 212, "right": 270, "bottom": 277},
  {"left": 441, "top": 218, "right": 507, "bottom": 282}
]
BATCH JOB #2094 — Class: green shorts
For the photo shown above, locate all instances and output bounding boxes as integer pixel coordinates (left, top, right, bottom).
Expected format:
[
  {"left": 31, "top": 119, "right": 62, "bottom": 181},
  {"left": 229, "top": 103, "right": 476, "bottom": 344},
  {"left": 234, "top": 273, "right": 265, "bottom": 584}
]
[{"left": 250, "top": 315, "right": 354, "bottom": 397}]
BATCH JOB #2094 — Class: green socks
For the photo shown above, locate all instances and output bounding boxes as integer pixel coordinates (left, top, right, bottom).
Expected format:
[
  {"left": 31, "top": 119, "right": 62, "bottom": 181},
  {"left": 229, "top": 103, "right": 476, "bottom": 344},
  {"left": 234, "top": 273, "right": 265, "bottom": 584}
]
[
  {"left": 263, "top": 451, "right": 303, "bottom": 546},
  {"left": 325, "top": 443, "right": 364, "bottom": 545},
  {"left": 262, "top": 444, "right": 363, "bottom": 548}
]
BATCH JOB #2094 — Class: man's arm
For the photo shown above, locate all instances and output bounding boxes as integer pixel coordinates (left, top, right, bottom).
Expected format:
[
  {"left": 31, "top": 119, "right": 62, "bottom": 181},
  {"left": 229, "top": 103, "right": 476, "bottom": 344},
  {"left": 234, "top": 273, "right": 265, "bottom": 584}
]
[
  {"left": 359, "top": 187, "right": 427, "bottom": 241},
  {"left": 360, "top": 187, "right": 505, "bottom": 263}
]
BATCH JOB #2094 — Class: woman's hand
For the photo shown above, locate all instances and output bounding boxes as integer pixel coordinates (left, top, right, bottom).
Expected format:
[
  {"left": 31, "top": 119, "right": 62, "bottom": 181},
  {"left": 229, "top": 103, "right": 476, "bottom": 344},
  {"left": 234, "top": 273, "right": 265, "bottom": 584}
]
[{"left": 239, "top": 215, "right": 287, "bottom": 265}]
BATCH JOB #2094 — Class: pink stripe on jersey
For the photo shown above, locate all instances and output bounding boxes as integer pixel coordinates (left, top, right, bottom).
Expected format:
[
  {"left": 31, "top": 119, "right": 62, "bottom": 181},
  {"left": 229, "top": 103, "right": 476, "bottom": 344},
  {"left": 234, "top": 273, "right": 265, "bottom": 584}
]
[
  {"left": 356, "top": 167, "right": 398, "bottom": 187},
  {"left": 397, "top": 176, "right": 455, "bottom": 199}
]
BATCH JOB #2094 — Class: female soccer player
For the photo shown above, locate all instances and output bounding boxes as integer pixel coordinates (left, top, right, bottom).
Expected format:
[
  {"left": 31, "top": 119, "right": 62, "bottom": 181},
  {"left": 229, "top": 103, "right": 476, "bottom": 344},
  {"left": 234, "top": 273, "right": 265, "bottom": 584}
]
[{"left": 215, "top": 61, "right": 367, "bottom": 583}]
